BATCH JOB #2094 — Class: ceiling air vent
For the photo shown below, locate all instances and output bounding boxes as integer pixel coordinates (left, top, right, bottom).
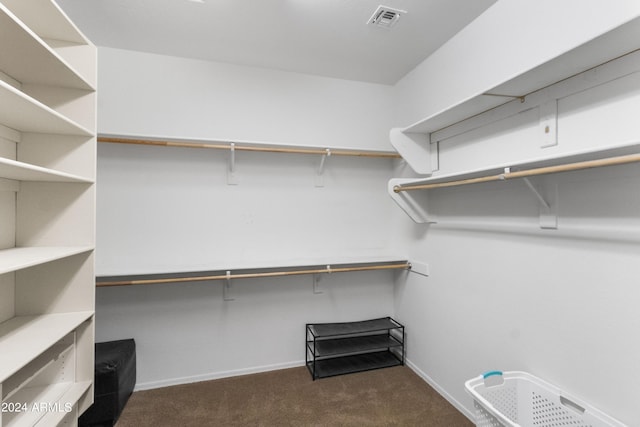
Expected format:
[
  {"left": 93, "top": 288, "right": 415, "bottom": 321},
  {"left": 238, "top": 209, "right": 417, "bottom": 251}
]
[{"left": 367, "top": 5, "right": 406, "bottom": 28}]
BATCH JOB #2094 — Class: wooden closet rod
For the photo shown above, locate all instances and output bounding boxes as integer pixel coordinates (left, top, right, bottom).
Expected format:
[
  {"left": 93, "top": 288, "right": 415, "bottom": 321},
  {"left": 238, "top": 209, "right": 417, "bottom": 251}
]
[
  {"left": 98, "top": 136, "right": 401, "bottom": 159},
  {"left": 96, "top": 262, "right": 411, "bottom": 287},
  {"left": 394, "top": 152, "right": 640, "bottom": 193}
]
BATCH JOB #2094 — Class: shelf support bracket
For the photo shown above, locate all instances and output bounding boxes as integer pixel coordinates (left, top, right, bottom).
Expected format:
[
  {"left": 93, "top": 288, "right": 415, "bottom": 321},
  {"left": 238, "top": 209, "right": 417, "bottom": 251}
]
[
  {"left": 312, "top": 274, "right": 323, "bottom": 294},
  {"left": 315, "top": 149, "right": 331, "bottom": 187},
  {"left": 223, "top": 270, "right": 235, "bottom": 301},
  {"left": 388, "top": 178, "right": 436, "bottom": 224},
  {"left": 521, "top": 178, "right": 558, "bottom": 229},
  {"left": 227, "top": 143, "right": 239, "bottom": 185},
  {"left": 522, "top": 177, "right": 550, "bottom": 210}
]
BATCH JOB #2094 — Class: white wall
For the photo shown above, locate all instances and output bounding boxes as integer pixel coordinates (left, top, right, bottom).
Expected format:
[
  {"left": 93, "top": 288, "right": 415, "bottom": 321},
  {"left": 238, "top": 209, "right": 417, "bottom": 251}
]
[
  {"left": 96, "top": 143, "right": 397, "bottom": 275},
  {"left": 95, "top": 48, "right": 401, "bottom": 388},
  {"left": 391, "top": 3, "right": 640, "bottom": 423},
  {"left": 98, "top": 47, "right": 395, "bottom": 151}
]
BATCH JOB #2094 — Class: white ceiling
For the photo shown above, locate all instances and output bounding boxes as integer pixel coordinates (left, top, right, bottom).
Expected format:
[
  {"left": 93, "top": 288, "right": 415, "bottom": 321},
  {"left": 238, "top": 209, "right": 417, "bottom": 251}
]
[{"left": 57, "top": 0, "right": 497, "bottom": 85}]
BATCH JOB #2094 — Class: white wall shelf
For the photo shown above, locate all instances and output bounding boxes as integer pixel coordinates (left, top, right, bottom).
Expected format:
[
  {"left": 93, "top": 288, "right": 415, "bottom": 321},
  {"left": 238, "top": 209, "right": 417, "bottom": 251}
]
[
  {"left": 0, "top": 0, "right": 96, "bottom": 424},
  {"left": 2, "top": 335, "right": 75, "bottom": 403},
  {"left": 96, "top": 257, "right": 410, "bottom": 288},
  {"left": 390, "top": 14, "right": 640, "bottom": 226},
  {"left": 0, "top": 80, "right": 93, "bottom": 136},
  {"left": 390, "top": 140, "right": 640, "bottom": 224},
  {"left": 0, "top": 4, "right": 94, "bottom": 91},
  {"left": 99, "top": 134, "right": 400, "bottom": 190},
  {"left": 0, "top": 0, "right": 88, "bottom": 46},
  {"left": 0, "top": 157, "right": 93, "bottom": 183},
  {"left": 407, "top": 19, "right": 640, "bottom": 136},
  {"left": 394, "top": 140, "right": 640, "bottom": 192},
  {"left": 0, "top": 247, "right": 93, "bottom": 276},
  {"left": 37, "top": 381, "right": 92, "bottom": 427},
  {"left": 391, "top": 17, "right": 640, "bottom": 174},
  {"left": 98, "top": 135, "right": 401, "bottom": 159},
  {"left": 0, "top": 312, "right": 93, "bottom": 384},
  {"left": 4, "top": 381, "right": 91, "bottom": 427}
]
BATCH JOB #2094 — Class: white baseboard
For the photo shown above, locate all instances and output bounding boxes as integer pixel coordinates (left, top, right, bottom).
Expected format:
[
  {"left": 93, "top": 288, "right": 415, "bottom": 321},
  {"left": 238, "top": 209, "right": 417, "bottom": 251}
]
[
  {"left": 405, "top": 358, "right": 476, "bottom": 423},
  {"left": 134, "top": 359, "right": 306, "bottom": 391}
]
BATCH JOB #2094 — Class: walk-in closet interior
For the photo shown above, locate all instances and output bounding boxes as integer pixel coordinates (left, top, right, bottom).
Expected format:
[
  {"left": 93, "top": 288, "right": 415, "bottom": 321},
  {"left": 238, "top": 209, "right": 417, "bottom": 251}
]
[{"left": 1, "top": 0, "right": 639, "bottom": 425}]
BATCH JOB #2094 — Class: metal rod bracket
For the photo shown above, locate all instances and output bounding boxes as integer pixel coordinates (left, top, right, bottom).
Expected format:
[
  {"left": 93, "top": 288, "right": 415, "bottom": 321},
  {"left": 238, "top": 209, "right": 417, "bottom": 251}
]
[
  {"left": 521, "top": 178, "right": 558, "bottom": 229},
  {"left": 223, "top": 270, "right": 235, "bottom": 301},
  {"left": 315, "top": 149, "right": 331, "bottom": 187},
  {"left": 312, "top": 274, "right": 323, "bottom": 294},
  {"left": 522, "top": 177, "right": 550, "bottom": 209},
  {"left": 228, "top": 143, "right": 239, "bottom": 185}
]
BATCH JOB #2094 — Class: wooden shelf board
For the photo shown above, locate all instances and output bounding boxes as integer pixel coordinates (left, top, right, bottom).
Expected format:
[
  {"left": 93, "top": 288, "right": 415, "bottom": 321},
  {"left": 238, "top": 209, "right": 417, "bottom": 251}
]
[
  {"left": 0, "top": 80, "right": 93, "bottom": 136},
  {"left": 0, "top": 157, "right": 93, "bottom": 184},
  {"left": 0, "top": 5, "right": 93, "bottom": 90},
  {"left": 0, "top": 312, "right": 94, "bottom": 383},
  {"left": 0, "top": 246, "right": 93, "bottom": 275}
]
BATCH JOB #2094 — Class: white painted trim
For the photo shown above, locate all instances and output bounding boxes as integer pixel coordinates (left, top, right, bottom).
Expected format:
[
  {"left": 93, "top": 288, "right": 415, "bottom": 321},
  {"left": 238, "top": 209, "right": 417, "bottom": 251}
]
[
  {"left": 405, "top": 358, "right": 476, "bottom": 424},
  {"left": 134, "top": 360, "right": 306, "bottom": 391}
]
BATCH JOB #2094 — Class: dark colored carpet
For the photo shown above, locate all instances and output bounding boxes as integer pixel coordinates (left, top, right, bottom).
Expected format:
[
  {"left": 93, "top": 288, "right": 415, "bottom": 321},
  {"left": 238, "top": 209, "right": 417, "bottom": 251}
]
[{"left": 115, "top": 366, "right": 473, "bottom": 426}]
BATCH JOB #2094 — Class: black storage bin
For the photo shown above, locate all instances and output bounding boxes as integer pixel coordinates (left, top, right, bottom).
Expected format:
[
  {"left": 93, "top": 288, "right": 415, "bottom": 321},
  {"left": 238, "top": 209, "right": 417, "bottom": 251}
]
[{"left": 79, "top": 339, "right": 136, "bottom": 427}]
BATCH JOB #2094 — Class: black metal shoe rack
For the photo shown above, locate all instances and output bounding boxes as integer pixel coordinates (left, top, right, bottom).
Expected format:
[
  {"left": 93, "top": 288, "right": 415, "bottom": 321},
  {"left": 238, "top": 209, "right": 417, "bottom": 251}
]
[{"left": 305, "top": 317, "right": 405, "bottom": 380}]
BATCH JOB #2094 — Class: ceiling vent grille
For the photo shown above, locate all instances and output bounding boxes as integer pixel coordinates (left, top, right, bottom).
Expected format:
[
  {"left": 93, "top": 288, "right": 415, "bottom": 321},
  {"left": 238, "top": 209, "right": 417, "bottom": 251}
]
[{"left": 367, "top": 5, "right": 406, "bottom": 28}]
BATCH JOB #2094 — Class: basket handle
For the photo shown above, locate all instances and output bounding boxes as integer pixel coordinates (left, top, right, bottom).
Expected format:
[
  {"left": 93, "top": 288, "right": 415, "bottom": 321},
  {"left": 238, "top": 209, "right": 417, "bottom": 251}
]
[
  {"left": 560, "top": 396, "right": 586, "bottom": 414},
  {"left": 482, "top": 370, "right": 503, "bottom": 379},
  {"left": 481, "top": 370, "right": 504, "bottom": 387}
]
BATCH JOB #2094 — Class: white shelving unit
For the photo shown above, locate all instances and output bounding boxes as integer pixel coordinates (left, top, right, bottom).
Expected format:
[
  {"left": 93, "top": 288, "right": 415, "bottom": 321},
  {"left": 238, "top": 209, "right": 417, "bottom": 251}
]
[
  {"left": 390, "top": 17, "right": 640, "bottom": 176},
  {"left": 389, "top": 17, "right": 640, "bottom": 224},
  {"left": 0, "top": 1, "right": 96, "bottom": 426}
]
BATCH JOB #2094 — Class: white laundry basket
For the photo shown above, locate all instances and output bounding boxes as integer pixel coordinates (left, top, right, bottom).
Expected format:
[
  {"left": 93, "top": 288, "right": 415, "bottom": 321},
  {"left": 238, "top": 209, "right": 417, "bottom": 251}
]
[{"left": 465, "top": 371, "right": 626, "bottom": 427}]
